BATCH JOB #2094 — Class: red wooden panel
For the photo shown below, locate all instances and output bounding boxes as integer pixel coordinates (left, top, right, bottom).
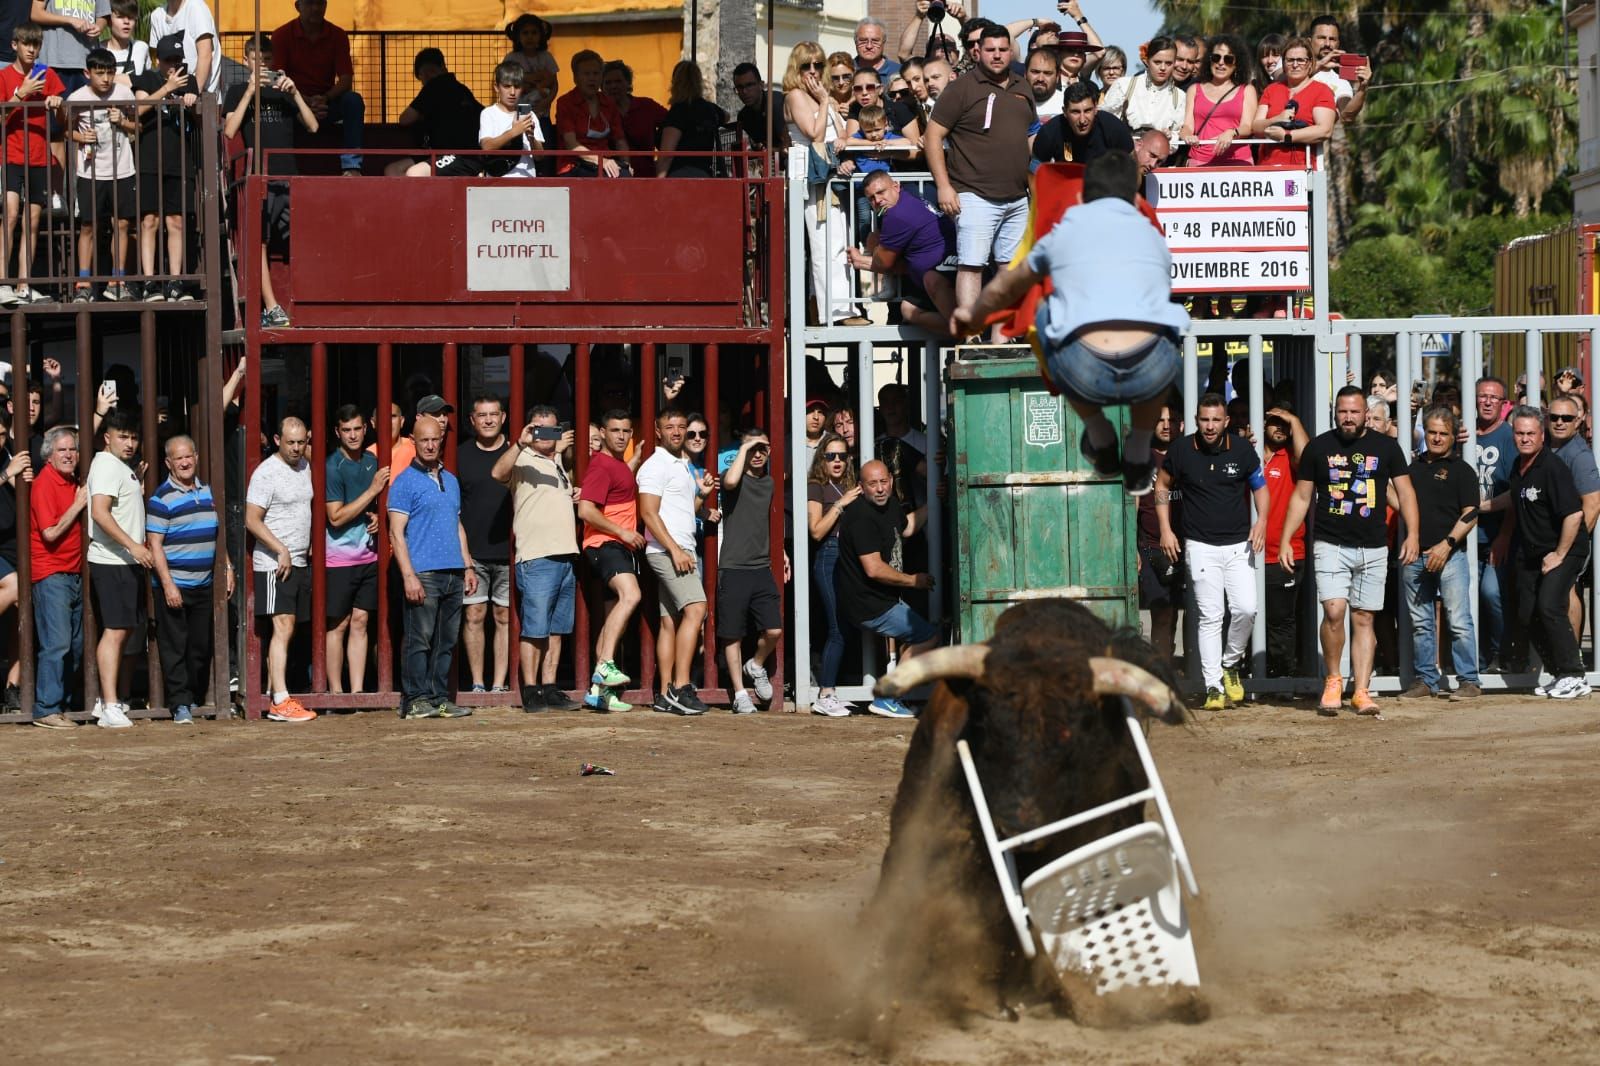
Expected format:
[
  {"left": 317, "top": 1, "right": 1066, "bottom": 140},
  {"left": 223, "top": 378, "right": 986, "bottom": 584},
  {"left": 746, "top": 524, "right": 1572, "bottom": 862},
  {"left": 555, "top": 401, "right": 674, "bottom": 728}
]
[{"left": 289, "top": 177, "right": 746, "bottom": 306}]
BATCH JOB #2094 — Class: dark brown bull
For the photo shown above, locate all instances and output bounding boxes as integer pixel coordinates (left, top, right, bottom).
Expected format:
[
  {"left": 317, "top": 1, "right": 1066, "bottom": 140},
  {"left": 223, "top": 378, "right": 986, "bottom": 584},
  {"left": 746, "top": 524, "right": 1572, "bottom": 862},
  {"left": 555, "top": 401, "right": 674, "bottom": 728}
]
[{"left": 866, "top": 599, "right": 1186, "bottom": 1018}]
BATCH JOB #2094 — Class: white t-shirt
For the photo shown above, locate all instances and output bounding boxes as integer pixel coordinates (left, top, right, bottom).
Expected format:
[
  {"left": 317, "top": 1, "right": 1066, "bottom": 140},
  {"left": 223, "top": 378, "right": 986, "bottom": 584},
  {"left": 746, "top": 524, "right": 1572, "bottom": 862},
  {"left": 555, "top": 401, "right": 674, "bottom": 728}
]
[
  {"left": 108, "top": 39, "right": 152, "bottom": 80},
  {"left": 246, "top": 454, "right": 313, "bottom": 570},
  {"left": 1312, "top": 69, "right": 1353, "bottom": 106},
  {"left": 149, "top": 0, "right": 220, "bottom": 97},
  {"left": 67, "top": 83, "right": 137, "bottom": 180},
  {"left": 636, "top": 449, "right": 698, "bottom": 555},
  {"left": 479, "top": 103, "right": 543, "bottom": 178},
  {"left": 1034, "top": 88, "right": 1063, "bottom": 120},
  {"left": 86, "top": 450, "right": 145, "bottom": 565}
]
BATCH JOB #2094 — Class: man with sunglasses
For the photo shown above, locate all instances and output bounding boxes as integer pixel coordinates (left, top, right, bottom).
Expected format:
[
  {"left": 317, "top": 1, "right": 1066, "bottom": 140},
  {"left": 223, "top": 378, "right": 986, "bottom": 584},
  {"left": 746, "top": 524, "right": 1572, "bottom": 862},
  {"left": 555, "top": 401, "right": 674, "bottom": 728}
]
[
  {"left": 1398, "top": 406, "right": 1481, "bottom": 701},
  {"left": 1545, "top": 393, "right": 1600, "bottom": 650}
]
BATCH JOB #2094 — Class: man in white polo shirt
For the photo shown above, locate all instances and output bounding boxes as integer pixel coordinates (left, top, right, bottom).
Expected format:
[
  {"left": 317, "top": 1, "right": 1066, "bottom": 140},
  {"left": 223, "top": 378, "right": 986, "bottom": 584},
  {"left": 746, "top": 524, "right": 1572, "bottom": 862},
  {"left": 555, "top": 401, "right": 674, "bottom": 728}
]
[{"left": 637, "top": 406, "right": 715, "bottom": 715}]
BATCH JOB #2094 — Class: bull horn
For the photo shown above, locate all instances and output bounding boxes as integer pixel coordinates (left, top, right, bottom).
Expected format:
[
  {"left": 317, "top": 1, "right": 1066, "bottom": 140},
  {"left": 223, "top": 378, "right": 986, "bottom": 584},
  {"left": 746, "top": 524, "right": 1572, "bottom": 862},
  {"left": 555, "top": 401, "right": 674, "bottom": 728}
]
[
  {"left": 873, "top": 645, "right": 991, "bottom": 697},
  {"left": 1089, "top": 656, "right": 1186, "bottom": 722}
]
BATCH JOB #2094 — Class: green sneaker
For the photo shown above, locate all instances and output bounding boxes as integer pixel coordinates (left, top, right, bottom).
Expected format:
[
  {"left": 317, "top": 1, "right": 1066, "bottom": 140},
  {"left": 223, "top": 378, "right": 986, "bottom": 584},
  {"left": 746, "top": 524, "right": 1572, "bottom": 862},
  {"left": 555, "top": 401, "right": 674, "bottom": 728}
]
[
  {"left": 584, "top": 686, "right": 631, "bottom": 713},
  {"left": 435, "top": 700, "right": 473, "bottom": 719},
  {"left": 400, "top": 698, "right": 441, "bottom": 720},
  {"left": 1203, "top": 687, "right": 1227, "bottom": 712},
  {"left": 1222, "top": 667, "right": 1245, "bottom": 705},
  {"left": 591, "top": 660, "right": 630, "bottom": 688}
]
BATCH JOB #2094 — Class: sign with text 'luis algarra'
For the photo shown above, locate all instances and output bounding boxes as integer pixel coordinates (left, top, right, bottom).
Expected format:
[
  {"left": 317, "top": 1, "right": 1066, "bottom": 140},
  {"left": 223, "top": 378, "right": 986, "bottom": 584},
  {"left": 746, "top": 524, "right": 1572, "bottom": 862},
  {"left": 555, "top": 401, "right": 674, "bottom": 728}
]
[
  {"left": 465, "top": 186, "right": 571, "bottom": 292},
  {"left": 1150, "top": 167, "right": 1311, "bottom": 294}
]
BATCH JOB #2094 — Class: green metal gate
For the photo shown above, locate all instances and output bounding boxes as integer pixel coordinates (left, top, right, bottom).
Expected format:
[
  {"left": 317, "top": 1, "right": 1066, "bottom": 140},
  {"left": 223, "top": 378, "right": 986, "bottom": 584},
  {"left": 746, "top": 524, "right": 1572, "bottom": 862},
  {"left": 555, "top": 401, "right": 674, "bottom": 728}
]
[{"left": 947, "top": 352, "right": 1139, "bottom": 643}]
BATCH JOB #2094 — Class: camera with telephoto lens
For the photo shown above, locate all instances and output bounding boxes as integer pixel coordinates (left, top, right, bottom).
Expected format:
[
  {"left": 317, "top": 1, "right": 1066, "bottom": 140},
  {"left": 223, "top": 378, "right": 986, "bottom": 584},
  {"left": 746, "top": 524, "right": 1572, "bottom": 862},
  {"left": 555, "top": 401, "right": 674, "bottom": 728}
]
[{"left": 928, "top": 1, "right": 947, "bottom": 23}]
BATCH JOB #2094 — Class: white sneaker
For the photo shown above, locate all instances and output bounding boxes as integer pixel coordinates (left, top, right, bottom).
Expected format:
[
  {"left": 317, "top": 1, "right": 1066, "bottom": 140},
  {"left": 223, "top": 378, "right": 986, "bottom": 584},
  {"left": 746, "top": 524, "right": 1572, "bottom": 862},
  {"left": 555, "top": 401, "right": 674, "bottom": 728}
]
[
  {"left": 97, "top": 702, "right": 133, "bottom": 728},
  {"left": 0, "top": 284, "right": 16, "bottom": 306},
  {"left": 743, "top": 658, "right": 774, "bottom": 702},
  {"left": 1573, "top": 678, "right": 1594, "bottom": 697},
  {"left": 731, "top": 690, "right": 758, "bottom": 715},
  {"left": 1546, "top": 676, "right": 1581, "bottom": 700},
  {"left": 811, "top": 694, "right": 852, "bottom": 718},
  {"left": 91, "top": 698, "right": 104, "bottom": 720}
]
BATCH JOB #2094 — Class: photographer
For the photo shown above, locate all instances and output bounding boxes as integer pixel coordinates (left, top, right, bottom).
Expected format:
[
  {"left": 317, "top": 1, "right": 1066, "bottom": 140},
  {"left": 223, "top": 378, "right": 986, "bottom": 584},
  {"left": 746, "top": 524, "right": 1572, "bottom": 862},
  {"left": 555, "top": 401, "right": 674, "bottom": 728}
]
[{"left": 896, "top": 1, "right": 966, "bottom": 66}]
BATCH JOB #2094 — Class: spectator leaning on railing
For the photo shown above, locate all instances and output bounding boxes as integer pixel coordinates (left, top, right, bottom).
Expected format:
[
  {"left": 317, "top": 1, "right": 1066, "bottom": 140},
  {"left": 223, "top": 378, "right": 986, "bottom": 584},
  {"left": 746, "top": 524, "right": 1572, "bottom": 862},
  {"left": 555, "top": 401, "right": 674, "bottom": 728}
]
[
  {"left": 131, "top": 33, "right": 200, "bottom": 302},
  {"left": 1254, "top": 37, "right": 1336, "bottom": 167},
  {"left": 66, "top": 47, "right": 137, "bottom": 302},
  {"left": 1182, "top": 35, "right": 1256, "bottom": 167},
  {"left": 1100, "top": 35, "right": 1183, "bottom": 145},
  {"left": 1, "top": 23, "right": 64, "bottom": 307},
  {"left": 603, "top": 60, "right": 666, "bottom": 177}
]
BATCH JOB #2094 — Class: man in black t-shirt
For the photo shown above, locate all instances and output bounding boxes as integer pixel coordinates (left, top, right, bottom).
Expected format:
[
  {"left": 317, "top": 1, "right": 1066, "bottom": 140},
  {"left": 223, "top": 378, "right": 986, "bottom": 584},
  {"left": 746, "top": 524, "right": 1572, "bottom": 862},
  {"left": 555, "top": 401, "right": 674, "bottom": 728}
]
[
  {"left": 1507, "top": 406, "right": 1589, "bottom": 698},
  {"left": 1137, "top": 400, "right": 1183, "bottom": 664},
  {"left": 222, "top": 37, "right": 318, "bottom": 330},
  {"left": 1399, "top": 406, "right": 1481, "bottom": 701},
  {"left": 1031, "top": 82, "right": 1134, "bottom": 166},
  {"left": 1280, "top": 386, "right": 1419, "bottom": 716},
  {"left": 384, "top": 49, "right": 483, "bottom": 177},
  {"left": 456, "top": 394, "right": 512, "bottom": 694},
  {"left": 1155, "top": 393, "right": 1267, "bottom": 711},
  {"left": 836, "top": 460, "right": 933, "bottom": 718},
  {"left": 731, "top": 63, "right": 788, "bottom": 153},
  {"left": 716, "top": 430, "right": 786, "bottom": 715},
  {"left": 131, "top": 35, "right": 201, "bottom": 302}
]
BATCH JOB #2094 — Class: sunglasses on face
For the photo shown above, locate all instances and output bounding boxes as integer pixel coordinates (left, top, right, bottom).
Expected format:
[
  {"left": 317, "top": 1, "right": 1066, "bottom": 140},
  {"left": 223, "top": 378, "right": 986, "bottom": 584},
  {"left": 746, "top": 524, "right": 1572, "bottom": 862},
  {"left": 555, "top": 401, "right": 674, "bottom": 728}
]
[
  {"left": 890, "top": 89, "right": 911, "bottom": 99},
  {"left": 685, "top": 430, "right": 707, "bottom": 439},
  {"left": 1551, "top": 413, "right": 1580, "bottom": 423},
  {"left": 1210, "top": 53, "right": 1236, "bottom": 66},
  {"left": 830, "top": 73, "right": 852, "bottom": 83},
  {"left": 853, "top": 83, "right": 880, "bottom": 92},
  {"left": 801, "top": 61, "right": 822, "bottom": 71},
  {"left": 824, "top": 452, "right": 849, "bottom": 460}
]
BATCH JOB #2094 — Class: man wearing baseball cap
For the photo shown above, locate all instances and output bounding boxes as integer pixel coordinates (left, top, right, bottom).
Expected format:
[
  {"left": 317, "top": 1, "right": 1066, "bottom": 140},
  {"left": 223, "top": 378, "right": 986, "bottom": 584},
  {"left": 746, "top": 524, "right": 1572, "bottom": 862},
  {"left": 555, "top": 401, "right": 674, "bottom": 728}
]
[{"left": 802, "top": 397, "right": 829, "bottom": 470}]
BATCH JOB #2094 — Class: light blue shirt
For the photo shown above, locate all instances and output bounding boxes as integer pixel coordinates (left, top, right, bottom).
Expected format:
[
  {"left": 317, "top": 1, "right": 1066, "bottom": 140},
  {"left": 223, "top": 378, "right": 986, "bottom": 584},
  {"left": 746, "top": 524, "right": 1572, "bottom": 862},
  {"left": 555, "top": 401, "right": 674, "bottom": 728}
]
[{"left": 1026, "top": 197, "right": 1190, "bottom": 351}]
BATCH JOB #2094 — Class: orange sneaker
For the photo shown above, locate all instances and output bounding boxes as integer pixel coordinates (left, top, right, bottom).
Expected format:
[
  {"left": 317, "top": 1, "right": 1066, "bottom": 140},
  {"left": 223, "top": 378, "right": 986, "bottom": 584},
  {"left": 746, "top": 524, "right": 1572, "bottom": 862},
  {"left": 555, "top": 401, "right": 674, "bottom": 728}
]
[
  {"left": 267, "top": 696, "right": 317, "bottom": 723},
  {"left": 1351, "top": 689, "right": 1381, "bottom": 716},
  {"left": 1318, "top": 675, "right": 1344, "bottom": 716}
]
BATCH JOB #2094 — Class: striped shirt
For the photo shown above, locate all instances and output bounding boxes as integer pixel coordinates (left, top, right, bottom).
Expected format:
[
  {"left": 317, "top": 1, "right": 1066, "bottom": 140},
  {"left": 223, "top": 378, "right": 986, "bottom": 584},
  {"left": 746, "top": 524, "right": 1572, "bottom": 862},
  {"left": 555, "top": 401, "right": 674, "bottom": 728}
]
[{"left": 147, "top": 477, "right": 219, "bottom": 589}]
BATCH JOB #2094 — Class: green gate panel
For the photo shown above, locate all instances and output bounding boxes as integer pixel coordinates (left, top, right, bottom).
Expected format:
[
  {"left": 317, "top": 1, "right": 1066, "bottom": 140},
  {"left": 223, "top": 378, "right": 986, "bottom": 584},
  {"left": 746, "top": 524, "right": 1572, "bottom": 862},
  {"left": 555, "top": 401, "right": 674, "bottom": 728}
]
[{"left": 948, "top": 353, "right": 1139, "bottom": 644}]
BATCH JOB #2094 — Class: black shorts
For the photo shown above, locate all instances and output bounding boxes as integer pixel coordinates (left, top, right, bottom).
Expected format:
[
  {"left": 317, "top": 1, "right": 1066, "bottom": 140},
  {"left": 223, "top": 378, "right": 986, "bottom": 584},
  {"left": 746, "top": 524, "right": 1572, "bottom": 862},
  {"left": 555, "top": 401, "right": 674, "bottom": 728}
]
[
  {"left": 262, "top": 181, "right": 291, "bottom": 247},
  {"left": 139, "top": 173, "right": 192, "bottom": 217},
  {"left": 433, "top": 153, "right": 484, "bottom": 177},
  {"left": 584, "top": 541, "right": 638, "bottom": 586},
  {"left": 90, "top": 562, "right": 147, "bottom": 630},
  {"left": 326, "top": 562, "right": 378, "bottom": 618},
  {"left": 1138, "top": 544, "right": 1185, "bottom": 609},
  {"left": 255, "top": 566, "right": 310, "bottom": 620},
  {"left": 716, "top": 567, "right": 782, "bottom": 641},
  {"left": 3, "top": 164, "right": 49, "bottom": 206},
  {"left": 77, "top": 176, "right": 137, "bottom": 222}
]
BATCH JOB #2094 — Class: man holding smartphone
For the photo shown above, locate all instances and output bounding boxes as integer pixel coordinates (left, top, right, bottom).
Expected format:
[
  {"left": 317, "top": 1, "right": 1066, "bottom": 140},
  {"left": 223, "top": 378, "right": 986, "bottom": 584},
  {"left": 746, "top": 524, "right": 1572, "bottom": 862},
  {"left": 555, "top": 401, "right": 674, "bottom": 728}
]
[
  {"left": 1308, "top": 15, "right": 1368, "bottom": 120},
  {"left": 493, "top": 405, "right": 582, "bottom": 714}
]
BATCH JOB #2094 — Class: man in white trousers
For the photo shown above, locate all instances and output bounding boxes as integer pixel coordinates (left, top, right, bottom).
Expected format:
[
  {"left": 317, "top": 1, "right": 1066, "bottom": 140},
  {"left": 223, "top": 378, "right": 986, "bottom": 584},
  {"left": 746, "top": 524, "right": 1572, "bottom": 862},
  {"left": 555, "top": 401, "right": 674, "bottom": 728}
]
[{"left": 1155, "top": 392, "right": 1269, "bottom": 710}]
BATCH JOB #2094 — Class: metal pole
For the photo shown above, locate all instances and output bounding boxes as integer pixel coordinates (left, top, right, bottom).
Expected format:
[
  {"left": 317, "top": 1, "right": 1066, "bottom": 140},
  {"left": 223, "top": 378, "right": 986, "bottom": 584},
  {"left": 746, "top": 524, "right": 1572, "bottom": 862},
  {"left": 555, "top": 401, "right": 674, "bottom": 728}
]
[
  {"left": 767, "top": 334, "right": 787, "bottom": 711},
  {"left": 574, "top": 342, "right": 592, "bottom": 689},
  {"left": 1525, "top": 328, "right": 1542, "bottom": 407},
  {"left": 1395, "top": 332, "right": 1413, "bottom": 690},
  {"left": 923, "top": 339, "right": 943, "bottom": 627},
  {"left": 788, "top": 334, "right": 812, "bottom": 710},
  {"left": 309, "top": 341, "right": 328, "bottom": 695},
  {"left": 201, "top": 96, "right": 230, "bottom": 717},
  {"left": 639, "top": 341, "right": 658, "bottom": 703},
  {"left": 77, "top": 310, "right": 99, "bottom": 716},
  {"left": 704, "top": 342, "right": 722, "bottom": 694},
  {"left": 1463, "top": 329, "right": 1483, "bottom": 676},
  {"left": 12, "top": 313, "right": 32, "bottom": 720},
  {"left": 375, "top": 342, "right": 394, "bottom": 694},
  {"left": 508, "top": 342, "right": 525, "bottom": 693},
  {"left": 442, "top": 342, "right": 459, "bottom": 472},
  {"left": 140, "top": 311, "right": 164, "bottom": 711},
  {"left": 1248, "top": 333, "right": 1266, "bottom": 685}
]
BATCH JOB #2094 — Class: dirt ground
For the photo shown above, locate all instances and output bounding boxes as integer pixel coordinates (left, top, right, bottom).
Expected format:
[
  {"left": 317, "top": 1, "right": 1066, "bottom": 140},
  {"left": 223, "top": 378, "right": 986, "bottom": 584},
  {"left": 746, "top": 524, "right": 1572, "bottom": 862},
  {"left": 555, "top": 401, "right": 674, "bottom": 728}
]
[{"left": 2, "top": 692, "right": 1599, "bottom": 1065}]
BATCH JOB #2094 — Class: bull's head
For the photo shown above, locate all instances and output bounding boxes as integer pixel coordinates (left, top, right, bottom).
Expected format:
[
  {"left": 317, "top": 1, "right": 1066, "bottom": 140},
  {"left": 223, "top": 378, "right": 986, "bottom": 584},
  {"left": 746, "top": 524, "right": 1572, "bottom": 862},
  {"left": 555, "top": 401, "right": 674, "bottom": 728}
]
[{"left": 873, "top": 600, "right": 1184, "bottom": 853}]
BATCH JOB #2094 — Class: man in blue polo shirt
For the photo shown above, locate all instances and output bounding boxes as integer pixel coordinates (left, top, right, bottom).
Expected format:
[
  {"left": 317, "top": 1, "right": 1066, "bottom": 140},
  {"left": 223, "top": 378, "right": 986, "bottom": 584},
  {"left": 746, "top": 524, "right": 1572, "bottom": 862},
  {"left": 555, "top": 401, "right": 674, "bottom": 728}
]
[
  {"left": 388, "top": 416, "right": 478, "bottom": 720},
  {"left": 147, "top": 434, "right": 227, "bottom": 725},
  {"left": 846, "top": 171, "right": 957, "bottom": 335}
]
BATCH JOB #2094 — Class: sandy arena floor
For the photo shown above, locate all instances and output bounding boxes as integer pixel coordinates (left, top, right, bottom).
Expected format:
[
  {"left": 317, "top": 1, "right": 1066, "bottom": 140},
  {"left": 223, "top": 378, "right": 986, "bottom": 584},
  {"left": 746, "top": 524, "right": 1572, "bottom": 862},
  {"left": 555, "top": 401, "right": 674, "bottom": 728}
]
[{"left": 1, "top": 693, "right": 1598, "bottom": 1064}]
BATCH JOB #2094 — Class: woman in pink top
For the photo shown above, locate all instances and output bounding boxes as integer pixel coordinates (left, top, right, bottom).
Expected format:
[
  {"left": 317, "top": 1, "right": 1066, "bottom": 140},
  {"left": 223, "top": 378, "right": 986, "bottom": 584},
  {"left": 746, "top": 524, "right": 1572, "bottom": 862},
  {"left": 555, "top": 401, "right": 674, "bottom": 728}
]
[{"left": 1182, "top": 34, "right": 1257, "bottom": 167}]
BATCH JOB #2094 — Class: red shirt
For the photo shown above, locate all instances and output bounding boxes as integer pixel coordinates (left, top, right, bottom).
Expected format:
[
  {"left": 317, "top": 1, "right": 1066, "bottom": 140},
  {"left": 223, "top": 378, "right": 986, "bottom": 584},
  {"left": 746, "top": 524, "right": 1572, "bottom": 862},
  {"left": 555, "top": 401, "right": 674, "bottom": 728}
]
[
  {"left": 30, "top": 461, "right": 82, "bottom": 581},
  {"left": 554, "top": 87, "right": 625, "bottom": 172},
  {"left": 617, "top": 95, "right": 667, "bottom": 176},
  {"left": 1256, "top": 79, "right": 1336, "bottom": 169},
  {"left": 1263, "top": 447, "right": 1304, "bottom": 565},
  {"left": 580, "top": 451, "right": 638, "bottom": 549},
  {"left": 271, "top": 18, "right": 354, "bottom": 99},
  {"left": 0, "top": 64, "right": 65, "bottom": 168}
]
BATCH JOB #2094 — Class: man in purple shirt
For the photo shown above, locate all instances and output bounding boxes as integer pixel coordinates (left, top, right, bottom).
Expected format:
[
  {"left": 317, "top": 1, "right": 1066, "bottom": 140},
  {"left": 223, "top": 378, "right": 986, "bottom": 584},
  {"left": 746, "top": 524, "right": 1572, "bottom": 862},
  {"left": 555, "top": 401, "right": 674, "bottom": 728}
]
[{"left": 845, "top": 172, "right": 957, "bottom": 335}]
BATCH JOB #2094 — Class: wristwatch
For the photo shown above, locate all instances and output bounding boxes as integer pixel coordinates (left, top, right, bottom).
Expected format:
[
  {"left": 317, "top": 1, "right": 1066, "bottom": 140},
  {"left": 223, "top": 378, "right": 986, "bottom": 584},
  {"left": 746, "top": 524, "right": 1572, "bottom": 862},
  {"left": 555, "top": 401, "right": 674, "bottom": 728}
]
[{"left": 1445, "top": 535, "right": 1460, "bottom": 550}]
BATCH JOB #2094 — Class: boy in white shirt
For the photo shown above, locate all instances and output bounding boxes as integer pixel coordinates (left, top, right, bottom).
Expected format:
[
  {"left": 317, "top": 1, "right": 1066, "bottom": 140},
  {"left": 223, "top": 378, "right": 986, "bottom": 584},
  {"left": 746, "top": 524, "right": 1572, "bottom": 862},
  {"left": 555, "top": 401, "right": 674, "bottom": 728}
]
[
  {"left": 104, "top": 0, "right": 149, "bottom": 82},
  {"left": 147, "top": 0, "right": 217, "bottom": 97},
  {"left": 408, "top": 60, "right": 542, "bottom": 178},
  {"left": 66, "top": 48, "right": 137, "bottom": 301}
]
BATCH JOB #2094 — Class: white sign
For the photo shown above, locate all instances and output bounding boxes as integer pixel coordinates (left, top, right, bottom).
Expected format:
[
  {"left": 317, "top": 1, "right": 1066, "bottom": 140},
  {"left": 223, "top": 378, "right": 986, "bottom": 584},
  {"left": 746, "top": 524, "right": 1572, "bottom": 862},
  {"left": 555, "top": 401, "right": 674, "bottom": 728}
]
[
  {"left": 1023, "top": 392, "right": 1061, "bottom": 449},
  {"left": 465, "top": 186, "right": 571, "bottom": 292},
  {"left": 1151, "top": 168, "right": 1309, "bottom": 211},
  {"left": 1162, "top": 209, "right": 1308, "bottom": 250},
  {"left": 1170, "top": 248, "right": 1312, "bottom": 293}
]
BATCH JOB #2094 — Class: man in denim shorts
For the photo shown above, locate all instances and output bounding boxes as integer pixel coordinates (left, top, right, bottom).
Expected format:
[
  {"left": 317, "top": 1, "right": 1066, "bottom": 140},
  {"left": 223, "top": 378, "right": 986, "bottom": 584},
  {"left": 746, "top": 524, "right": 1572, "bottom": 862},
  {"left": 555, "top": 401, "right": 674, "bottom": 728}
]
[
  {"left": 1278, "top": 386, "right": 1419, "bottom": 717},
  {"left": 953, "top": 151, "right": 1190, "bottom": 494}
]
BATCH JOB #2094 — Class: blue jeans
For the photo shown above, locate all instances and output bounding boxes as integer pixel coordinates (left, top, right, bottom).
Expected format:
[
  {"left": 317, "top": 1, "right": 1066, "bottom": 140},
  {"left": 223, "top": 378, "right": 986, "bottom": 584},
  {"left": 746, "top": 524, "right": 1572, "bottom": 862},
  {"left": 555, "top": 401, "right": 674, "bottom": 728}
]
[
  {"left": 1042, "top": 329, "right": 1182, "bottom": 407},
  {"left": 1402, "top": 553, "right": 1479, "bottom": 689},
  {"left": 813, "top": 537, "right": 845, "bottom": 688},
  {"left": 516, "top": 556, "right": 576, "bottom": 638},
  {"left": 401, "top": 570, "right": 464, "bottom": 704},
  {"left": 331, "top": 90, "right": 365, "bottom": 171},
  {"left": 33, "top": 573, "right": 82, "bottom": 718},
  {"left": 1477, "top": 545, "right": 1506, "bottom": 664}
]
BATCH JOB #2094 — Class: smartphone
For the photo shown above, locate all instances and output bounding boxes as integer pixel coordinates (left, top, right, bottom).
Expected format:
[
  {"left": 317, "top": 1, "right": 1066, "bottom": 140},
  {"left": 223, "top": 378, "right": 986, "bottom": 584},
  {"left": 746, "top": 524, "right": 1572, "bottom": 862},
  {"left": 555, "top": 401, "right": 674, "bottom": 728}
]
[
  {"left": 532, "top": 425, "right": 564, "bottom": 441},
  {"left": 1338, "top": 54, "right": 1367, "bottom": 81},
  {"left": 516, "top": 99, "right": 534, "bottom": 117},
  {"left": 263, "top": 69, "right": 284, "bottom": 87},
  {"left": 99, "top": 380, "right": 117, "bottom": 400},
  {"left": 28, "top": 60, "right": 46, "bottom": 81},
  {"left": 664, "top": 354, "right": 686, "bottom": 380}
]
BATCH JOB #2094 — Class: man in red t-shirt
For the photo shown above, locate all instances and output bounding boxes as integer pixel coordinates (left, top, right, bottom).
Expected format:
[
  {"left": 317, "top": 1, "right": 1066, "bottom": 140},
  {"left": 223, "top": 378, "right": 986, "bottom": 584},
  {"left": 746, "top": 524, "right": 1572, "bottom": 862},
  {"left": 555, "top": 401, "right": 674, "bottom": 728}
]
[
  {"left": 1, "top": 24, "right": 66, "bottom": 306},
  {"left": 29, "top": 426, "right": 88, "bottom": 727},
  {"left": 1262, "top": 402, "right": 1309, "bottom": 677},
  {"left": 271, "top": 0, "right": 363, "bottom": 173},
  {"left": 575, "top": 410, "right": 644, "bottom": 710}
]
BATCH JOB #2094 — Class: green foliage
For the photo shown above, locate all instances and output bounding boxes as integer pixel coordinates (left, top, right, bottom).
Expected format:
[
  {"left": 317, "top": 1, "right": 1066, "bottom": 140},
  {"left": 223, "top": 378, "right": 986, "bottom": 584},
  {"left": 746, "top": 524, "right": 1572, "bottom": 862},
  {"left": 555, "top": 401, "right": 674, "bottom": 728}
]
[{"left": 1329, "top": 235, "right": 1437, "bottom": 319}]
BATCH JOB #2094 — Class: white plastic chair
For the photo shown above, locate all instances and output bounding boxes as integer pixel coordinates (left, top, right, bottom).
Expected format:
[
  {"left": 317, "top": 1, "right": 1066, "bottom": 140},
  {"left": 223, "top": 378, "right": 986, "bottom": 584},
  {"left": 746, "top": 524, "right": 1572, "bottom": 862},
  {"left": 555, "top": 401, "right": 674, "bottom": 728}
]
[{"left": 955, "top": 702, "right": 1200, "bottom": 995}]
